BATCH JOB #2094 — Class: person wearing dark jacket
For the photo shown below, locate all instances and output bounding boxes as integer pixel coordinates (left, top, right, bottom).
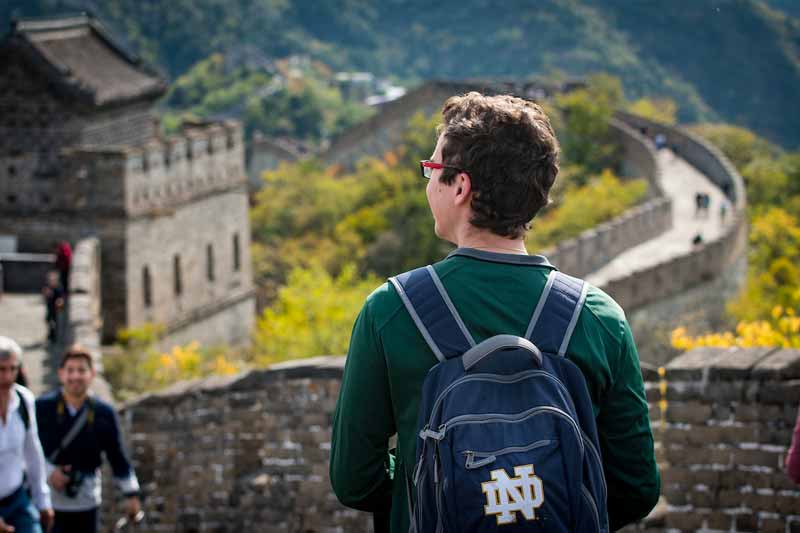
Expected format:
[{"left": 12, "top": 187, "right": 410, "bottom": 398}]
[{"left": 36, "top": 345, "right": 140, "bottom": 533}]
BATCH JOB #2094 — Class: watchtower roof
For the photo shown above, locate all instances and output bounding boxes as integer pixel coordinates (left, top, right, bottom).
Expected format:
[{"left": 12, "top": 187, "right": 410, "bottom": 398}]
[{"left": 2, "top": 14, "right": 167, "bottom": 107}]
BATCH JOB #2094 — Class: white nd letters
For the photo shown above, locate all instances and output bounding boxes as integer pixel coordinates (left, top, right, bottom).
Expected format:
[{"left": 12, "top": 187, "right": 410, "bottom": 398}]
[{"left": 481, "top": 464, "right": 544, "bottom": 525}]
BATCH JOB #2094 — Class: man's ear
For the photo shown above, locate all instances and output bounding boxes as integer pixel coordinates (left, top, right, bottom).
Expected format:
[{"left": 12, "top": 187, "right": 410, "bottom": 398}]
[{"left": 453, "top": 172, "right": 472, "bottom": 206}]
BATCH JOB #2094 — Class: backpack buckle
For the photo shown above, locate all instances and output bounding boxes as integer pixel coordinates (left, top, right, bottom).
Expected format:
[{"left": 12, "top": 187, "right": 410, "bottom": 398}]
[{"left": 419, "top": 426, "right": 445, "bottom": 441}]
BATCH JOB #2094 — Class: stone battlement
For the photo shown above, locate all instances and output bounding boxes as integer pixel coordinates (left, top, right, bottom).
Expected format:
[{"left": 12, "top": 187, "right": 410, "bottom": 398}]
[
  {"left": 633, "top": 347, "right": 800, "bottom": 532},
  {"left": 0, "top": 120, "right": 245, "bottom": 217},
  {"left": 101, "top": 348, "right": 800, "bottom": 532},
  {"left": 598, "top": 112, "right": 748, "bottom": 311}
]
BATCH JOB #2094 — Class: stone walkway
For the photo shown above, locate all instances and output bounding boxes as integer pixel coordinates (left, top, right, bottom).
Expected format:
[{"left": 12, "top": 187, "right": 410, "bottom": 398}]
[
  {"left": 0, "top": 293, "right": 64, "bottom": 395},
  {"left": 586, "top": 148, "right": 732, "bottom": 287}
]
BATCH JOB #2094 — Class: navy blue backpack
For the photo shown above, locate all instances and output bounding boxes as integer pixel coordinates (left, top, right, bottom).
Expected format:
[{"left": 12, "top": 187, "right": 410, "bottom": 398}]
[{"left": 390, "top": 265, "right": 609, "bottom": 532}]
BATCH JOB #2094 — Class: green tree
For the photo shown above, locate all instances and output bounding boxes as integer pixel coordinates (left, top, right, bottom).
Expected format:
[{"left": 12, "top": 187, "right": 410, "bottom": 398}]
[
  {"left": 688, "top": 124, "right": 778, "bottom": 171},
  {"left": 626, "top": 97, "right": 678, "bottom": 125},
  {"left": 555, "top": 75, "right": 623, "bottom": 178}
]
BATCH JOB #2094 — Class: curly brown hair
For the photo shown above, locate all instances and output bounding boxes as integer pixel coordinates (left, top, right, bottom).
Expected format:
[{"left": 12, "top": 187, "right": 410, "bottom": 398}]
[{"left": 438, "top": 92, "right": 559, "bottom": 239}]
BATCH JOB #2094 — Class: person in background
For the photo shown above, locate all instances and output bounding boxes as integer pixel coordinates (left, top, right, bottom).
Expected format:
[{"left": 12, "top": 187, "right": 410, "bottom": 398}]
[
  {"left": 42, "top": 271, "right": 65, "bottom": 343},
  {"left": 36, "top": 345, "right": 141, "bottom": 533},
  {"left": 0, "top": 336, "right": 53, "bottom": 533},
  {"left": 53, "top": 242, "right": 72, "bottom": 297}
]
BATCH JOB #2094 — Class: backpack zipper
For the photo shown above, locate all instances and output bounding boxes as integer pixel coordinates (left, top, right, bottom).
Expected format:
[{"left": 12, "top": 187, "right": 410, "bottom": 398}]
[
  {"left": 463, "top": 439, "right": 555, "bottom": 469},
  {"left": 425, "top": 370, "right": 574, "bottom": 432},
  {"left": 581, "top": 485, "right": 602, "bottom": 532},
  {"left": 441, "top": 406, "right": 585, "bottom": 457}
]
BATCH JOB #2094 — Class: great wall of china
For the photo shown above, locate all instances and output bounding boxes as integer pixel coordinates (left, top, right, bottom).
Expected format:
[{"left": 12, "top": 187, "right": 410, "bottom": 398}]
[{"left": 6, "top": 81, "right": 798, "bottom": 531}]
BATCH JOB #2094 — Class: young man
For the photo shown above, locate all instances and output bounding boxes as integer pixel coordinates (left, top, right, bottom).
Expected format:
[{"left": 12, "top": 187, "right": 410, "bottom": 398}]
[
  {"left": 0, "top": 336, "right": 53, "bottom": 533},
  {"left": 330, "top": 93, "right": 660, "bottom": 531},
  {"left": 36, "top": 346, "right": 141, "bottom": 533}
]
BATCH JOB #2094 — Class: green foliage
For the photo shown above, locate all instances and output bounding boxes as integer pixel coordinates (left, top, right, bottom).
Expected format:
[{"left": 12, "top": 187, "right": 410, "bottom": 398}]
[
  {"left": 162, "top": 54, "right": 373, "bottom": 142},
  {"left": 526, "top": 170, "right": 648, "bottom": 252},
  {"left": 626, "top": 98, "right": 678, "bottom": 125},
  {"left": 4, "top": 0, "right": 797, "bottom": 146},
  {"left": 555, "top": 75, "right": 622, "bottom": 177},
  {"left": 688, "top": 124, "right": 779, "bottom": 171},
  {"left": 742, "top": 153, "right": 800, "bottom": 209},
  {"left": 249, "top": 112, "right": 447, "bottom": 296},
  {"left": 252, "top": 263, "right": 379, "bottom": 364}
]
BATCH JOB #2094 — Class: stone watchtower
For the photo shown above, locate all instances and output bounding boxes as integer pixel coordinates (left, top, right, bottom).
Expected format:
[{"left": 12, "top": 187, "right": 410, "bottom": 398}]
[{"left": 0, "top": 15, "right": 255, "bottom": 345}]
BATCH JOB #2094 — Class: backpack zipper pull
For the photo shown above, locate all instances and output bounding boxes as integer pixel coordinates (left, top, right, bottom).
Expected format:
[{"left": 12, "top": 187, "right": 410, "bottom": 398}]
[{"left": 464, "top": 451, "right": 475, "bottom": 469}]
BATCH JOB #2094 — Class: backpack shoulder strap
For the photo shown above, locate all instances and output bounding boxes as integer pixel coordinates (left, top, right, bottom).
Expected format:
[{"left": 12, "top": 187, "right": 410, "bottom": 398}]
[
  {"left": 389, "top": 265, "right": 475, "bottom": 362},
  {"left": 16, "top": 388, "right": 30, "bottom": 431},
  {"left": 525, "top": 271, "right": 588, "bottom": 357}
]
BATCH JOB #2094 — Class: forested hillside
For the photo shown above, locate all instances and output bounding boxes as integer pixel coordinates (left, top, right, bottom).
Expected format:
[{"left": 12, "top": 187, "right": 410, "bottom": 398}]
[{"left": 2, "top": 0, "right": 798, "bottom": 147}]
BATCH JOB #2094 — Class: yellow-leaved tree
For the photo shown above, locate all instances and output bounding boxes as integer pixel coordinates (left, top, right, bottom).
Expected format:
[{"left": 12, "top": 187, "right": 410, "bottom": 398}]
[
  {"left": 672, "top": 126, "right": 800, "bottom": 351},
  {"left": 252, "top": 263, "right": 380, "bottom": 365},
  {"left": 104, "top": 324, "right": 244, "bottom": 400}
]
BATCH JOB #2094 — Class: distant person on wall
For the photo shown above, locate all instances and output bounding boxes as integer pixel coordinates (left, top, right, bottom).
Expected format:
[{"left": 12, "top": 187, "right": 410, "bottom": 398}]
[
  {"left": 330, "top": 92, "right": 660, "bottom": 532},
  {"left": 787, "top": 407, "right": 800, "bottom": 484},
  {"left": 36, "top": 345, "right": 142, "bottom": 533},
  {"left": 0, "top": 336, "right": 54, "bottom": 533},
  {"left": 53, "top": 241, "right": 72, "bottom": 296},
  {"left": 654, "top": 133, "right": 666, "bottom": 150},
  {"left": 42, "top": 272, "right": 64, "bottom": 343}
]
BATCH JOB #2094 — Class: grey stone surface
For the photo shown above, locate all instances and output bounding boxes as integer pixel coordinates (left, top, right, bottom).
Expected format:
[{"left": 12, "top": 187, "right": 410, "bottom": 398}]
[
  {"left": 753, "top": 349, "right": 800, "bottom": 380},
  {"left": 708, "top": 346, "right": 778, "bottom": 380}
]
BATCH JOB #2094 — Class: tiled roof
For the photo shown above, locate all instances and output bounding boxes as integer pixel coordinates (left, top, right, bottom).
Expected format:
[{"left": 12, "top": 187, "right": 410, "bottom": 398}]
[{"left": 3, "top": 14, "right": 167, "bottom": 107}]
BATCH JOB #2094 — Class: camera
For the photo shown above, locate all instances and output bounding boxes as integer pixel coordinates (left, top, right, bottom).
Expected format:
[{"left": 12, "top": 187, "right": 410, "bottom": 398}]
[{"left": 64, "top": 469, "right": 85, "bottom": 498}]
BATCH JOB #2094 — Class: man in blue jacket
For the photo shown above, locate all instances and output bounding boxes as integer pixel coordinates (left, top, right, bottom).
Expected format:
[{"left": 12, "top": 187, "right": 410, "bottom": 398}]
[{"left": 36, "top": 345, "right": 141, "bottom": 533}]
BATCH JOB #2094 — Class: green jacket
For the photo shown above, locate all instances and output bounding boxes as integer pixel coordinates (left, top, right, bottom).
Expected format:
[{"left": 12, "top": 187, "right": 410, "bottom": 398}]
[{"left": 330, "top": 249, "right": 660, "bottom": 531}]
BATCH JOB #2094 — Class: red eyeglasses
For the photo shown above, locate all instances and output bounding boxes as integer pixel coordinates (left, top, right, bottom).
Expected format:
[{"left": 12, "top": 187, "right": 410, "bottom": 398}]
[{"left": 419, "top": 160, "right": 467, "bottom": 180}]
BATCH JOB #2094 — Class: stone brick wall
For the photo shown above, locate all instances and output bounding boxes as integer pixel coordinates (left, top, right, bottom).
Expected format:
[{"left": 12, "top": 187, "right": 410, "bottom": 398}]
[
  {"left": 68, "top": 237, "right": 113, "bottom": 400},
  {"left": 640, "top": 347, "right": 800, "bottom": 532},
  {"left": 125, "top": 189, "right": 255, "bottom": 347},
  {"left": 0, "top": 53, "right": 157, "bottom": 178},
  {"left": 102, "top": 357, "right": 371, "bottom": 533},
  {"left": 0, "top": 252, "right": 53, "bottom": 292},
  {"left": 102, "top": 349, "right": 800, "bottom": 532},
  {"left": 0, "top": 53, "right": 79, "bottom": 160}
]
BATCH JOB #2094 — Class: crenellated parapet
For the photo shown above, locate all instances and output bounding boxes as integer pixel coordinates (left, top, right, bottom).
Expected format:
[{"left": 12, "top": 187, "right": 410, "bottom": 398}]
[
  {"left": 124, "top": 120, "right": 245, "bottom": 216},
  {"left": 0, "top": 120, "right": 246, "bottom": 217},
  {"left": 599, "top": 112, "right": 748, "bottom": 311}
]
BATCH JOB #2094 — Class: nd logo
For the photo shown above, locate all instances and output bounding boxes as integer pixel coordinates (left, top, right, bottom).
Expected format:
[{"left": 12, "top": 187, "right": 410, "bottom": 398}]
[{"left": 481, "top": 464, "right": 544, "bottom": 525}]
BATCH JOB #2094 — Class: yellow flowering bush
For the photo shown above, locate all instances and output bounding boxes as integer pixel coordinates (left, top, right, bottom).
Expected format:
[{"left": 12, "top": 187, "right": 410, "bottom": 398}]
[
  {"left": 671, "top": 306, "right": 800, "bottom": 350},
  {"left": 105, "top": 324, "right": 245, "bottom": 400}
]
